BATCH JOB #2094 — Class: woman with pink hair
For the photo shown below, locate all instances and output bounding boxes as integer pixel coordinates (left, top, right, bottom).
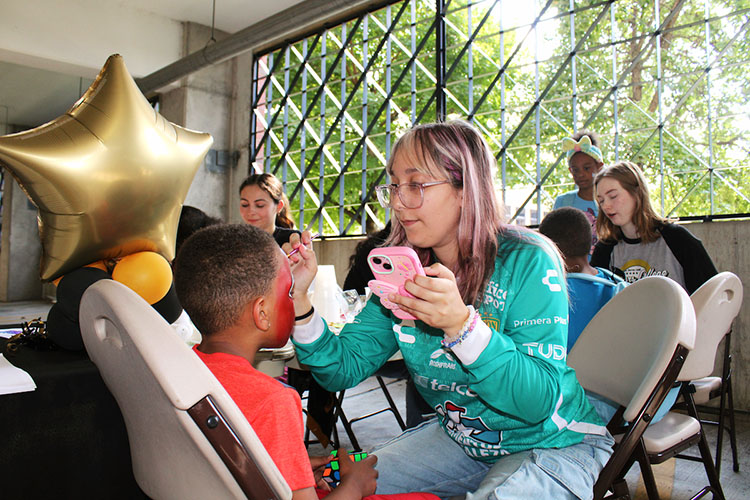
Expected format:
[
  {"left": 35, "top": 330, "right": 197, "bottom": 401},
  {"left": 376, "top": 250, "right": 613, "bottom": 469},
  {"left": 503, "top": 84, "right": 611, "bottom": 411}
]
[{"left": 287, "top": 121, "right": 613, "bottom": 498}]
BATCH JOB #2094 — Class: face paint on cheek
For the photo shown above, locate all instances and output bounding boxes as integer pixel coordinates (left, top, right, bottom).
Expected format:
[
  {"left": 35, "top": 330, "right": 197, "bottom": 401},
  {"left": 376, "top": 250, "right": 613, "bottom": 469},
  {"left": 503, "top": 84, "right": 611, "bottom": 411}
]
[{"left": 271, "top": 262, "right": 295, "bottom": 347}]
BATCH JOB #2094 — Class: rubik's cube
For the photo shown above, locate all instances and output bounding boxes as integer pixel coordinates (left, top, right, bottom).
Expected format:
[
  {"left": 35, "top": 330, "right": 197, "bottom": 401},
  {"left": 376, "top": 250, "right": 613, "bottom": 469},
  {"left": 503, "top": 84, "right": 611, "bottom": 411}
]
[{"left": 322, "top": 450, "right": 368, "bottom": 487}]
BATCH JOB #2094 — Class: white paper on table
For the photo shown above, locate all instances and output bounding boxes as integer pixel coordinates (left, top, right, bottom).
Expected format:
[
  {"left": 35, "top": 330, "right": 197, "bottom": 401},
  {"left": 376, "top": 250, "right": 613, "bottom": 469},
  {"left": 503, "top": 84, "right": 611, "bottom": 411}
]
[
  {"left": 0, "top": 353, "right": 37, "bottom": 395},
  {"left": 0, "top": 328, "right": 22, "bottom": 339}
]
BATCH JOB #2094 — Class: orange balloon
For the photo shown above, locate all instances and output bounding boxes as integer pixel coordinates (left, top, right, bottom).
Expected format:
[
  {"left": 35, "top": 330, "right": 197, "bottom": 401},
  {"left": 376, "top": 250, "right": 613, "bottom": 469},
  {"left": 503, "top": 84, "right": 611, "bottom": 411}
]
[{"left": 112, "top": 251, "right": 172, "bottom": 304}]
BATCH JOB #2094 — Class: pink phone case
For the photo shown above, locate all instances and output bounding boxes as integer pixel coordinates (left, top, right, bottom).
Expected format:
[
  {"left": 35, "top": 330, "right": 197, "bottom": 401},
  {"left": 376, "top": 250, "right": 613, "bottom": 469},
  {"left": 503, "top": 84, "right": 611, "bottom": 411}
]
[{"left": 367, "top": 247, "right": 425, "bottom": 320}]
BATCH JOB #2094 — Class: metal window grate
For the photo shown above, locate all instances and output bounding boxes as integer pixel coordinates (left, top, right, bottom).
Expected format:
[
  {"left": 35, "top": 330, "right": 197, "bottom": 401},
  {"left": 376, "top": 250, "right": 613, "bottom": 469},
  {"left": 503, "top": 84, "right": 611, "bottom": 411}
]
[{"left": 250, "top": 0, "right": 750, "bottom": 234}]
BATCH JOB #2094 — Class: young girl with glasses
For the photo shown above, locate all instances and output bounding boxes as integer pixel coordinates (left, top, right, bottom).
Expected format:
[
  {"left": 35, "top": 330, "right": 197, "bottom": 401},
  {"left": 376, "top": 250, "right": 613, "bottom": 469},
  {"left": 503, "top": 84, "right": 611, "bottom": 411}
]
[{"left": 286, "top": 120, "right": 613, "bottom": 499}]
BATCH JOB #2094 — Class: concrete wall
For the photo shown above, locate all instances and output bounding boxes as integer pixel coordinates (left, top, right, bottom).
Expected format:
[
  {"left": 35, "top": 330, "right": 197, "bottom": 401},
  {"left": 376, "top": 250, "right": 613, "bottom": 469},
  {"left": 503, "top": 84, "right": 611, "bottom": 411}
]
[
  {"left": 158, "top": 23, "right": 238, "bottom": 222},
  {"left": 0, "top": 177, "right": 42, "bottom": 300},
  {"left": 684, "top": 220, "right": 749, "bottom": 411},
  {"left": 158, "top": 22, "right": 253, "bottom": 223}
]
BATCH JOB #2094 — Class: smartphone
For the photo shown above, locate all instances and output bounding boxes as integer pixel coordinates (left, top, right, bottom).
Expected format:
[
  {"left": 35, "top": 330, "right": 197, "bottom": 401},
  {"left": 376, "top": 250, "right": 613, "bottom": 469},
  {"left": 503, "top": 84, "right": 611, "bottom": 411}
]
[
  {"left": 367, "top": 246, "right": 426, "bottom": 320},
  {"left": 322, "top": 450, "right": 368, "bottom": 488}
]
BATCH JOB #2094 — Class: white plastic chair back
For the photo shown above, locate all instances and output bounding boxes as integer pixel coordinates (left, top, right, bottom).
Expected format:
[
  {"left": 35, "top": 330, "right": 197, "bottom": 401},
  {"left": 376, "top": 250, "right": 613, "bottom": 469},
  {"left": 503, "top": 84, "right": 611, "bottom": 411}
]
[
  {"left": 79, "top": 280, "right": 291, "bottom": 500},
  {"left": 680, "top": 272, "right": 743, "bottom": 382},
  {"left": 569, "top": 276, "right": 696, "bottom": 422}
]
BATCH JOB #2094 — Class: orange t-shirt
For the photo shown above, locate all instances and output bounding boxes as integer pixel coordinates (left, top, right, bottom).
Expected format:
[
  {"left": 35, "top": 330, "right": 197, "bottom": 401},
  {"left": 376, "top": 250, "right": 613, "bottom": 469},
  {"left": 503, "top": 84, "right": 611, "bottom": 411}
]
[{"left": 194, "top": 348, "right": 315, "bottom": 491}]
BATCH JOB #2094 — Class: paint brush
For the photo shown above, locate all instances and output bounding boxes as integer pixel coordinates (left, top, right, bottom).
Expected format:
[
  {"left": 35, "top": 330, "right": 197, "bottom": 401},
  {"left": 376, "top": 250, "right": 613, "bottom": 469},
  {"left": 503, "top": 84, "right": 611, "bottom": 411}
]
[{"left": 285, "top": 232, "right": 320, "bottom": 258}]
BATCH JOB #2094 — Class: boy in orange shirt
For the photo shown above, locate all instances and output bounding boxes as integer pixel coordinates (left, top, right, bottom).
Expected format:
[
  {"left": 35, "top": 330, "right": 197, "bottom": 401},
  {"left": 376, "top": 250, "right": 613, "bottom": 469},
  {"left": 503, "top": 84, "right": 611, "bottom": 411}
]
[
  {"left": 173, "top": 223, "right": 377, "bottom": 499},
  {"left": 174, "top": 223, "right": 438, "bottom": 500}
]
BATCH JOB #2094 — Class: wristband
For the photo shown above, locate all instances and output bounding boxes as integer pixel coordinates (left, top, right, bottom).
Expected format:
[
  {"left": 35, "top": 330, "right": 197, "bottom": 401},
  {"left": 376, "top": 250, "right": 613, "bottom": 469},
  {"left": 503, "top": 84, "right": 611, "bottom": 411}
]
[{"left": 295, "top": 306, "right": 315, "bottom": 322}]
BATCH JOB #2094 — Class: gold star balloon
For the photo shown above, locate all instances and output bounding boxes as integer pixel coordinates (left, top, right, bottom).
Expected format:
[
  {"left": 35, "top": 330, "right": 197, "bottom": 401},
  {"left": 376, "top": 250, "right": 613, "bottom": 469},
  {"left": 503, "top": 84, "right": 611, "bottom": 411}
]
[{"left": 0, "top": 54, "right": 213, "bottom": 281}]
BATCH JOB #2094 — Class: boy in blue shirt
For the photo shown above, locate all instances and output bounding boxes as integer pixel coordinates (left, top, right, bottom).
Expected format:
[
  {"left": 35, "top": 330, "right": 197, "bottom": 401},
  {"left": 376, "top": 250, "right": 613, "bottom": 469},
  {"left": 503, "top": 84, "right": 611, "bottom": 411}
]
[
  {"left": 539, "top": 207, "right": 626, "bottom": 350},
  {"left": 540, "top": 207, "right": 676, "bottom": 424}
]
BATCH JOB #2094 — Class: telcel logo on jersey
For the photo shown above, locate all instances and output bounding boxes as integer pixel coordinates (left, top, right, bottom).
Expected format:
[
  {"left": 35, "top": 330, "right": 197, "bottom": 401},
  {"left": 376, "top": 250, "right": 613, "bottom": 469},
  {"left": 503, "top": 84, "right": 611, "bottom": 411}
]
[
  {"left": 414, "top": 375, "right": 478, "bottom": 397},
  {"left": 430, "top": 380, "right": 478, "bottom": 397},
  {"left": 429, "top": 348, "right": 457, "bottom": 370}
]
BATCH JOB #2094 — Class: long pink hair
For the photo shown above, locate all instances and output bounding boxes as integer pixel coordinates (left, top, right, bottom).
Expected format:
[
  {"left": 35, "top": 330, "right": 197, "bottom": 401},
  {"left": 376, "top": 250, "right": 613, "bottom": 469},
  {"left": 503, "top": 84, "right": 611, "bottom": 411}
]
[{"left": 384, "top": 121, "right": 503, "bottom": 304}]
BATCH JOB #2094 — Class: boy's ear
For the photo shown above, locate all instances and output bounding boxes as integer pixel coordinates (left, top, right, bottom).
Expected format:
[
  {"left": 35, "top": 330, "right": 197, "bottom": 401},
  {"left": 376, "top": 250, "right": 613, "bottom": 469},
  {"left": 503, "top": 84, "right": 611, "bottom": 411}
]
[{"left": 251, "top": 296, "right": 271, "bottom": 331}]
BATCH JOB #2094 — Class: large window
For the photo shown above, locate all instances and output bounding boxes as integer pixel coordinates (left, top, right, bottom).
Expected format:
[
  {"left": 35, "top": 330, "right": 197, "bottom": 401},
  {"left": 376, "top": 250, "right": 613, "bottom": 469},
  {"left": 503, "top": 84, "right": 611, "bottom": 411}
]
[{"left": 250, "top": 0, "right": 750, "bottom": 235}]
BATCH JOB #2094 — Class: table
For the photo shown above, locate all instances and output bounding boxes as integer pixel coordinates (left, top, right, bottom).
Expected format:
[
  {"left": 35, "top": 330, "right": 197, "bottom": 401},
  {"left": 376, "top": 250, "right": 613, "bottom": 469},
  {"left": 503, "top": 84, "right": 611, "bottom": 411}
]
[
  {"left": 0, "top": 338, "right": 146, "bottom": 499},
  {"left": 0, "top": 300, "right": 51, "bottom": 328}
]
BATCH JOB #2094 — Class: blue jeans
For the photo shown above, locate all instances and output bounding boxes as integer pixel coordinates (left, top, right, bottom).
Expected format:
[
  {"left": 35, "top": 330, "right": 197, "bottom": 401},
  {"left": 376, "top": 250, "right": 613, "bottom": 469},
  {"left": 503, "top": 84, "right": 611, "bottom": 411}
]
[{"left": 372, "top": 419, "right": 614, "bottom": 500}]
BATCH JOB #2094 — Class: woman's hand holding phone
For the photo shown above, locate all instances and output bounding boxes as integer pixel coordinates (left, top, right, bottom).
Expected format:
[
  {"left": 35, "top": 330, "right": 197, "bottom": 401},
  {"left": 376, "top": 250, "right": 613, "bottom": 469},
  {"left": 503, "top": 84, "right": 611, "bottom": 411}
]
[
  {"left": 367, "top": 247, "right": 469, "bottom": 332},
  {"left": 395, "top": 263, "right": 471, "bottom": 336},
  {"left": 367, "top": 247, "right": 425, "bottom": 320}
]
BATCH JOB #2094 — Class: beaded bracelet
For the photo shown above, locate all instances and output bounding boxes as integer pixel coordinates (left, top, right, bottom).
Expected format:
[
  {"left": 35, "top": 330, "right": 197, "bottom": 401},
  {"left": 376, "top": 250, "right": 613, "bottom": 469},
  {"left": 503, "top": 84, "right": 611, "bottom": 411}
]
[{"left": 442, "top": 305, "right": 478, "bottom": 349}]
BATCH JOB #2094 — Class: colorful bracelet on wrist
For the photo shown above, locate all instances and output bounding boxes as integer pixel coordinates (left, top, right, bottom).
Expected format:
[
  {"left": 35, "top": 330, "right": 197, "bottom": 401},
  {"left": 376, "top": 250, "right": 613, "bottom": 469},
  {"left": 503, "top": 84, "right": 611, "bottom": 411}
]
[
  {"left": 442, "top": 305, "right": 478, "bottom": 349},
  {"left": 295, "top": 306, "right": 315, "bottom": 321}
]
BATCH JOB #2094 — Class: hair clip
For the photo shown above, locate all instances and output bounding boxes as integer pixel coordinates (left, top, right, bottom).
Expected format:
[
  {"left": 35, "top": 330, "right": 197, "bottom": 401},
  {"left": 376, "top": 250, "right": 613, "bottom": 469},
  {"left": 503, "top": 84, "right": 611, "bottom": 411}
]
[{"left": 562, "top": 136, "right": 603, "bottom": 163}]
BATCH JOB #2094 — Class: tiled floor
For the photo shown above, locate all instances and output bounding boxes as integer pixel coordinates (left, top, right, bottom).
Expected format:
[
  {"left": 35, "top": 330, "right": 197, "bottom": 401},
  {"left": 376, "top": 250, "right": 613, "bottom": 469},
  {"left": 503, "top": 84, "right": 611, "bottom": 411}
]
[{"left": 309, "top": 375, "right": 750, "bottom": 500}]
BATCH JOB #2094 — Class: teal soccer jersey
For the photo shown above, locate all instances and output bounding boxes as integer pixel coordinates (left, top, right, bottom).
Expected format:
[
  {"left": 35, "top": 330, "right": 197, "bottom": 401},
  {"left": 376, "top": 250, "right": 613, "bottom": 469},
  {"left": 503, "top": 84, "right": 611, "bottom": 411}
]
[{"left": 293, "top": 231, "right": 606, "bottom": 462}]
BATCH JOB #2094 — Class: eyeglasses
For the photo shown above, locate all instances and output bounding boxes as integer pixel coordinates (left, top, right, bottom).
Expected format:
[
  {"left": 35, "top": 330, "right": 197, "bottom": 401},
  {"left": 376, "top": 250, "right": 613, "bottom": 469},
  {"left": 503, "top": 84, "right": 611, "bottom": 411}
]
[{"left": 375, "top": 180, "right": 451, "bottom": 209}]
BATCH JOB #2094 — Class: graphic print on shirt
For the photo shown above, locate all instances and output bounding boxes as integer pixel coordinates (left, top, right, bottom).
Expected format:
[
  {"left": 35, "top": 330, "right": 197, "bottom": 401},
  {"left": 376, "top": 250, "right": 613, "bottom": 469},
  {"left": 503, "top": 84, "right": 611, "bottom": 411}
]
[
  {"left": 483, "top": 280, "right": 507, "bottom": 310},
  {"left": 436, "top": 401, "right": 502, "bottom": 448},
  {"left": 429, "top": 348, "right": 458, "bottom": 370},
  {"left": 621, "top": 258, "right": 668, "bottom": 283}
]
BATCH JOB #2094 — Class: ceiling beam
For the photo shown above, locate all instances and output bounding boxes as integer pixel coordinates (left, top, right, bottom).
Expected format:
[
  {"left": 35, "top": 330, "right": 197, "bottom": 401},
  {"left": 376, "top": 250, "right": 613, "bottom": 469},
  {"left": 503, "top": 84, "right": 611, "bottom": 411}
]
[{"left": 137, "top": 0, "right": 396, "bottom": 94}]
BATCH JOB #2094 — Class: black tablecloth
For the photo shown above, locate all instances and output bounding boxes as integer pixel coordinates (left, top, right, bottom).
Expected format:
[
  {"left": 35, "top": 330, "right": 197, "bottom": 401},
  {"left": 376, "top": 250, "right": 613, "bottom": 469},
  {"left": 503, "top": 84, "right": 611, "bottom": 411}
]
[{"left": 0, "top": 338, "right": 146, "bottom": 499}]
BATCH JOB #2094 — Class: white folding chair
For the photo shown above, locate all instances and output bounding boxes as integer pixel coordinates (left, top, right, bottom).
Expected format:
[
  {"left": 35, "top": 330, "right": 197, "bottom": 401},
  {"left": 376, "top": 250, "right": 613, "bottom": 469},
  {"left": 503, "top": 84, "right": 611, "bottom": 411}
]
[
  {"left": 688, "top": 272, "right": 742, "bottom": 474},
  {"left": 638, "top": 272, "right": 742, "bottom": 499},
  {"left": 568, "top": 276, "right": 696, "bottom": 500},
  {"left": 79, "top": 279, "right": 292, "bottom": 500}
]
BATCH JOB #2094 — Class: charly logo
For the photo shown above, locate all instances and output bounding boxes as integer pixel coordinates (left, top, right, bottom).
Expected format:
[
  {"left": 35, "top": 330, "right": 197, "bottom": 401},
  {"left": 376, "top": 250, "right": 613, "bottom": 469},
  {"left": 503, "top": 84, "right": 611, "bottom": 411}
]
[
  {"left": 542, "top": 269, "right": 562, "bottom": 292},
  {"left": 429, "top": 348, "right": 457, "bottom": 370},
  {"left": 393, "top": 323, "right": 416, "bottom": 344}
]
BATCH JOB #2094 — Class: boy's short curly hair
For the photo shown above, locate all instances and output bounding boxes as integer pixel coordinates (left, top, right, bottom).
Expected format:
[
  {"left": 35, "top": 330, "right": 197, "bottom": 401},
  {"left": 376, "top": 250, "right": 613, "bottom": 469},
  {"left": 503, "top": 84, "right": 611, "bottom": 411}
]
[
  {"left": 539, "top": 207, "right": 592, "bottom": 259},
  {"left": 173, "top": 224, "right": 281, "bottom": 336}
]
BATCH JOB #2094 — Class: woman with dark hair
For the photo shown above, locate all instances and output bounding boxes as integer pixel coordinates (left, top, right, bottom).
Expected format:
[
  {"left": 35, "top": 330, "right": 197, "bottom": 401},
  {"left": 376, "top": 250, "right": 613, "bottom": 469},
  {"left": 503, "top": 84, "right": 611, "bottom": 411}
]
[
  {"left": 591, "top": 160, "right": 717, "bottom": 294},
  {"left": 239, "top": 172, "right": 299, "bottom": 246},
  {"left": 286, "top": 121, "right": 613, "bottom": 498}
]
